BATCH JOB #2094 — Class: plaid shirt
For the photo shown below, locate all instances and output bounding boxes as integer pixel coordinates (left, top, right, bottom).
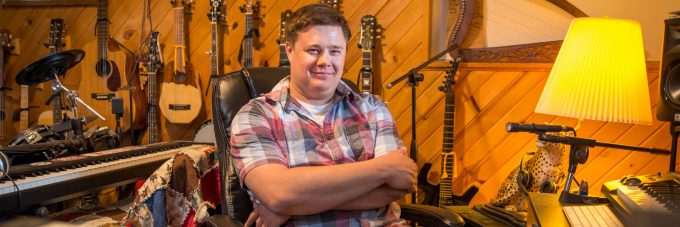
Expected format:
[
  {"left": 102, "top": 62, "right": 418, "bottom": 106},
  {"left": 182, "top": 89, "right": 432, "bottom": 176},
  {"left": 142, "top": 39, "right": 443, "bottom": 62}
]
[{"left": 230, "top": 77, "right": 404, "bottom": 226}]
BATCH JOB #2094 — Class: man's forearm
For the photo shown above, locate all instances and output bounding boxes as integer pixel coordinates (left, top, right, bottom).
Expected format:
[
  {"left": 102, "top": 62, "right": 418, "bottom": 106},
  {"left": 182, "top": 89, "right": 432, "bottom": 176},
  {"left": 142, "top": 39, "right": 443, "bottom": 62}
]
[
  {"left": 246, "top": 160, "right": 389, "bottom": 215},
  {"left": 332, "top": 185, "right": 406, "bottom": 211}
]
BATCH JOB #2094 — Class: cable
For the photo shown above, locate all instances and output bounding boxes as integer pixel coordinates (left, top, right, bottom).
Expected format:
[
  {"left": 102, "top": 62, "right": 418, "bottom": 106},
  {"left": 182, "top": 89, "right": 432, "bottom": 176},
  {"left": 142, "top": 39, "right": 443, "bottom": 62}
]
[{"left": 6, "top": 175, "right": 22, "bottom": 211}]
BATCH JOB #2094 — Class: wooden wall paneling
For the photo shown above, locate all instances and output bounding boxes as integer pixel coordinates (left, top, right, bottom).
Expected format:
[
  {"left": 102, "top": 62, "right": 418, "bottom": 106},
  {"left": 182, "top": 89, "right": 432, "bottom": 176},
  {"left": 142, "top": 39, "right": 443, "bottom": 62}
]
[{"left": 249, "top": 0, "right": 297, "bottom": 67}]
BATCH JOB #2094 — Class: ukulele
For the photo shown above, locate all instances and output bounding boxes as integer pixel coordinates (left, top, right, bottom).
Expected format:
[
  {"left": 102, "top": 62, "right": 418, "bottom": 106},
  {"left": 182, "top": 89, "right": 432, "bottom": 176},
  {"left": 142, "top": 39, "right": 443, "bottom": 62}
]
[
  {"left": 276, "top": 9, "right": 292, "bottom": 67},
  {"left": 37, "top": 19, "right": 70, "bottom": 125},
  {"left": 0, "top": 30, "right": 13, "bottom": 142},
  {"left": 142, "top": 32, "right": 162, "bottom": 144},
  {"left": 358, "top": 15, "right": 380, "bottom": 95},
  {"left": 158, "top": 0, "right": 202, "bottom": 124}
]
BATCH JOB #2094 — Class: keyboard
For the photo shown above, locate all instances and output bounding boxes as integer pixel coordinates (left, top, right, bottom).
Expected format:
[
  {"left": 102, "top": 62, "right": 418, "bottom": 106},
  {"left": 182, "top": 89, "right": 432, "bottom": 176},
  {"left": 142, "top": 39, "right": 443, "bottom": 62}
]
[
  {"left": 0, "top": 141, "right": 212, "bottom": 214},
  {"left": 563, "top": 205, "right": 623, "bottom": 227}
]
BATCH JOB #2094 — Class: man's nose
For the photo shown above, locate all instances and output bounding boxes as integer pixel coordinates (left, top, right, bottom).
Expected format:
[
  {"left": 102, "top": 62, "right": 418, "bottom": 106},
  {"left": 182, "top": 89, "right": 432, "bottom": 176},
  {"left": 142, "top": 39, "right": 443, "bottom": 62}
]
[{"left": 316, "top": 51, "right": 331, "bottom": 66}]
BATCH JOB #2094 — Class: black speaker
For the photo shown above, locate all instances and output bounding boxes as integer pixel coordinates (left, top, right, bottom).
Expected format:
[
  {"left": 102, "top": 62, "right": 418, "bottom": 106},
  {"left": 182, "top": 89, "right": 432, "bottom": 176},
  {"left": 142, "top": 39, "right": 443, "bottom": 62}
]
[{"left": 657, "top": 17, "right": 680, "bottom": 122}]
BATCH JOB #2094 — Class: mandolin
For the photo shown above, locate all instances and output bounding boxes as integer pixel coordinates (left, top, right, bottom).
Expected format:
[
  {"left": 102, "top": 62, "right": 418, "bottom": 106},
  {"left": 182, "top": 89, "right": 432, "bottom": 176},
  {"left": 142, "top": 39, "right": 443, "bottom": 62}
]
[{"left": 158, "top": 0, "right": 202, "bottom": 124}]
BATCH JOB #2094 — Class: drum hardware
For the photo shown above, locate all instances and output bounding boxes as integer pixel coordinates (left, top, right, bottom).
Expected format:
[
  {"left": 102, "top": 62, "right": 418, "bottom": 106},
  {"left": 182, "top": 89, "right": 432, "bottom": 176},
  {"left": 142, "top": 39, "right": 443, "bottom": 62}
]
[{"left": 16, "top": 50, "right": 106, "bottom": 136}]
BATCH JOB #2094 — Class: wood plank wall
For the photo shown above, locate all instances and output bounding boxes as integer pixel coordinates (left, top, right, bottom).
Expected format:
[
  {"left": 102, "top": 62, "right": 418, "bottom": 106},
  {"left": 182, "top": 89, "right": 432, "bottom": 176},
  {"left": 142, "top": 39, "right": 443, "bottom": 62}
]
[
  {"left": 0, "top": 1, "right": 674, "bottom": 205},
  {"left": 0, "top": 0, "right": 431, "bottom": 143},
  {"left": 417, "top": 62, "right": 673, "bottom": 205}
]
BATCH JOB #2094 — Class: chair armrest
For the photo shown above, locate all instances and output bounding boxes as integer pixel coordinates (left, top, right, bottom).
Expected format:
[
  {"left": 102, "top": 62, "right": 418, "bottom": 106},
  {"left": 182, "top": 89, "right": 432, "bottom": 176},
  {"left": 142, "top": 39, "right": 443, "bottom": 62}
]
[
  {"left": 204, "top": 215, "right": 244, "bottom": 227},
  {"left": 399, "top": 203, "right": 465, "bottom": 227}
]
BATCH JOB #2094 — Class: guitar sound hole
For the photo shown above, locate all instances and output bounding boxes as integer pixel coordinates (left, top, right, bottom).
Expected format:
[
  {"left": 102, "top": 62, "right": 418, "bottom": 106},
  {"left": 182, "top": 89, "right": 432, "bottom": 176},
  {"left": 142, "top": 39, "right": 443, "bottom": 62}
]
[{"left": 95, "top": 59, "right": 112, "bottom": 77}]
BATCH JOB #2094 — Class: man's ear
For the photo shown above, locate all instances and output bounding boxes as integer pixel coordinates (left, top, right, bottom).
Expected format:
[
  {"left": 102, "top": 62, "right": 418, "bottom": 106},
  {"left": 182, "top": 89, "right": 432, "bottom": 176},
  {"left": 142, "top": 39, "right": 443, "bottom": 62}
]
[{"left": 285, "top": 42, "right": 293, "bottom": 55}]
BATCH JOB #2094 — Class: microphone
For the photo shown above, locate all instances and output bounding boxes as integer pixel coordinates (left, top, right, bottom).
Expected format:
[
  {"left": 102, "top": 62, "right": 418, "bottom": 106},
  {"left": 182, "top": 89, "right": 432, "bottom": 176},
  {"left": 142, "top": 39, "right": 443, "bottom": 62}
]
[{"left": 506, "top": 122, "right": 574, "bottom": 133}]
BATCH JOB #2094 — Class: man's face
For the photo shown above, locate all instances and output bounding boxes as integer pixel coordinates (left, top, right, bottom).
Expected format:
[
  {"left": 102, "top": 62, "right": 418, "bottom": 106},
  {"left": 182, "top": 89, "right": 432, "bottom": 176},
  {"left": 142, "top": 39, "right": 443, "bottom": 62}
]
[{"left": 286, "top": 25, "right": 347, "bottom": 104}]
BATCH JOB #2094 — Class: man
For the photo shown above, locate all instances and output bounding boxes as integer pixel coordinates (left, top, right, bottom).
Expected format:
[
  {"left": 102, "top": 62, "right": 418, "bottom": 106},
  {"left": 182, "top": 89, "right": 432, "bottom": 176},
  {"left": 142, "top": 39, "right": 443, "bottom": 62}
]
[{"left": 230, "top": 4, "right": 417, "bottom": 226}]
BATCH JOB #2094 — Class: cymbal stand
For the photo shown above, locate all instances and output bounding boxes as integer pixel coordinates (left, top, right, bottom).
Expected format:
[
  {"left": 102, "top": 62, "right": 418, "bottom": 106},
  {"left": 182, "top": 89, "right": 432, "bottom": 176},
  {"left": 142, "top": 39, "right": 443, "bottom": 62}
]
[{"left": 51, "top": 72, "right": 106, "bottom": 136}]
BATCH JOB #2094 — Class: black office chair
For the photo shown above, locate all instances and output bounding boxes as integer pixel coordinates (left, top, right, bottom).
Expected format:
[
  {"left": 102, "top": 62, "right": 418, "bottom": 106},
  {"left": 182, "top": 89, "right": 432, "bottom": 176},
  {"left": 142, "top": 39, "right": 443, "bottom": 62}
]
[{"left": 208, "top": 67, "right": 464, "bottom": 227}]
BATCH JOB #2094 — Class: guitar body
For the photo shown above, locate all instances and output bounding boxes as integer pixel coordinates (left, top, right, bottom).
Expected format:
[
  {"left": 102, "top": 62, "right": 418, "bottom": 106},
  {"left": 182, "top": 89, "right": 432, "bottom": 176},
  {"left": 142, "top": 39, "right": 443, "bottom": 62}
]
[
  {"left": 158, "top": 62, "right": 202, "bottom": 124},
  {"left": 77, "top": 40, "right": 146, "bottom": 131}
]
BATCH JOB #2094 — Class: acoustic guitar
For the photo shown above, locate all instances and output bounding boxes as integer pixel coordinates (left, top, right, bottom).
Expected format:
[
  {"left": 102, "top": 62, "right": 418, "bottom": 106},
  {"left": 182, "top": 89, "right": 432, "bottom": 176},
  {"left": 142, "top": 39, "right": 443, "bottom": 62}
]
[
  {"left": 37, "top": 19, "right": 71, "bottom": 126},
  {"left": 158, "top": 0, "right": 202, "bottom": 124},
  {"left": 79, "top": 0, "right": 147, "bottom": 132},
  {"left": 0, "top": 30, "right": 13, "bottom": 143}
]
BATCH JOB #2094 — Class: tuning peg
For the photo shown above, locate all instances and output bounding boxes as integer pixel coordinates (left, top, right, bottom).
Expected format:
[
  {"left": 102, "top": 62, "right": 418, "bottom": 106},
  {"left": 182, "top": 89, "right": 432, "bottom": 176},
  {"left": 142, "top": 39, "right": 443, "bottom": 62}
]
[{"left": 239, "top": 5, "right": 246, "bottom": 12}]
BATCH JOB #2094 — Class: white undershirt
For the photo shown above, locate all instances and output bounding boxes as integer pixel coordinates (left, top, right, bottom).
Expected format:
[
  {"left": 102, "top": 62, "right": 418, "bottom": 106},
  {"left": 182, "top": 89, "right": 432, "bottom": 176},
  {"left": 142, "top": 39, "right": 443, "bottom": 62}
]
[{"left": 297, "top": 99, "right": 333, "bottom": 125}]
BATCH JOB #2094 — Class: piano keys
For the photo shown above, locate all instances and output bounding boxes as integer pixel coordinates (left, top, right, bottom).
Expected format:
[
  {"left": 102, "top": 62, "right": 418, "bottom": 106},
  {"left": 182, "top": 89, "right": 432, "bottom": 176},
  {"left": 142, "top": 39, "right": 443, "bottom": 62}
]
[{"left": 0, "top": 141, "right": 212, "bottom": 214}]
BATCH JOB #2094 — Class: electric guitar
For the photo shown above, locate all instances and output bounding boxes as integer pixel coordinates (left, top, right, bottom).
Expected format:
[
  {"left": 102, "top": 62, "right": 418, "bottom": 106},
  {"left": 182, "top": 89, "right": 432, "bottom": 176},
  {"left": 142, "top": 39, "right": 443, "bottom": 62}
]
[
  {"left": 142, "top": 32, "right": 162, "bottom": 144},
  {"left": 37, "top": 19, "right": 69, "bottom": 126},
  {"left": 238, "top": 0, "right": 262, "bottom": 68},
  {"left": 277, "top": 9, "right": 292, "bottom": 67},
  {"left": 159, "top": 0, "right": 202, "bottom": 124},
  {"left": 358, "top": 15, "right": 380, "bottom": 95},
  {"left": 0, "top": 30, "right": 13, "bottom": 142},
  {"left": 416, "top": 0, "right": 478, "bottom": 207}
]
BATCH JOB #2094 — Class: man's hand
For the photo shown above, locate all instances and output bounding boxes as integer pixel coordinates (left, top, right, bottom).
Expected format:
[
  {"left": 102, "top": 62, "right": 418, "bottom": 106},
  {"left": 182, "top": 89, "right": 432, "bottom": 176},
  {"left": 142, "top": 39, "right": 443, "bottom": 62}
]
[
  {"left": 377, "top": 147, "right": 417, "bottom": 193},
  {"left": 244, "top": 204, "right": 291, "bottom": 227}
]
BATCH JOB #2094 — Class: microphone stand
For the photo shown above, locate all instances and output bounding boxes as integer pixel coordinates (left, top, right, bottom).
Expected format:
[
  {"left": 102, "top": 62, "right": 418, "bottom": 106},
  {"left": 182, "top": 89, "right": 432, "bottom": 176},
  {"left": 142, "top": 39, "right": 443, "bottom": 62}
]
[
  {"left": 386, "top": 44, "right": 458, "bottom": 203},
  {"left": 535, "top": 133, "right": 670, "bottom": 204}
]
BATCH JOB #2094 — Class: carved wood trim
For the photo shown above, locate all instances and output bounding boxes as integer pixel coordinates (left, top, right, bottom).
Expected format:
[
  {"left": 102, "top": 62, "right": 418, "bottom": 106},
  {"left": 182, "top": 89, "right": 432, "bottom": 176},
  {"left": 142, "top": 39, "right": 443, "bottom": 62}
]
[
  {"left": 461, "top": 41, "right": 563, "bottom": 63},
  {"left": 547, "top": 0, "right": 588, "bottom": 17}
]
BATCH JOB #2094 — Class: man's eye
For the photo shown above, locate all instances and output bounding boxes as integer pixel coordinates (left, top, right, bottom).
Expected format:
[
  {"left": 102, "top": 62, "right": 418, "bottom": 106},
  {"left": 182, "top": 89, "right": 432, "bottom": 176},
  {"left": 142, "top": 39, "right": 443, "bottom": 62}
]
[
  {"left": 307, "top": 49, "right": 320, "bottom": 55},
  {"left": 331, "top": 50, "right": 342, "bottom": 55}
]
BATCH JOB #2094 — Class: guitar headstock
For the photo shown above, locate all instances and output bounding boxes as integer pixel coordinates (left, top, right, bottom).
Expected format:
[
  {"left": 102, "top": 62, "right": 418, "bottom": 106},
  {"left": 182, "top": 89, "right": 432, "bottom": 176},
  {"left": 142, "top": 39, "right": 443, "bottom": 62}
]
[
  {"left": 47, "top": 19, "right": 66, "bottom": 49},
  {"left": 438, "top": 57, "right": 461, "bottom": 93},
  {"left": 359, "top": 15, "right": 380, "bottom": 51},
  {"left": 239, "top": 0, "right": 260, "bottom": 15},
  {"left": 277, "top": 10, "right": 293, "bottom": 45},
  {"left": 0, "top": 29, "right": 13, "bottom": 53},
  {"left": 207, "top": 0, "right": 225, "bottom": 23},
  {"left": 145, "top": 32, "right": 163, "bottom": 73},
  {"left": 319, "top": 0, "right": 340, "bottom": 10},
  {"left": 170, "top": 0, "right": 193, "bottom": 12}
]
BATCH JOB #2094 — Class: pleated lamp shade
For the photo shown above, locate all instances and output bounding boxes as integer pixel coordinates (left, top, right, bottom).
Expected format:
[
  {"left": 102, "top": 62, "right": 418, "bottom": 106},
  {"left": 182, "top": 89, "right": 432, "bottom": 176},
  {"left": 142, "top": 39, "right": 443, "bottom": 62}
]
[{"left": 535, "top": 17, "right": 653, "bottom": 124}]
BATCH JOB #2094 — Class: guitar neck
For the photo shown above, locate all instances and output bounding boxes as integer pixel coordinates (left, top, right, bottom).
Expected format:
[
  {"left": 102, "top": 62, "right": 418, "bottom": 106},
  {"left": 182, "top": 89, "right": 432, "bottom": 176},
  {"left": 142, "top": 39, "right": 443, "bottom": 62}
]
[
  {"left": 147, "top": 70, "right": 158, "bottom": 144},
  {"left": 244, "top": 12, "right": 253, "bottom": 68},
  {"left": 20, "top": 85, "right": 28, "bottom": 131},
  {"left": 360, "top": 50, "right": 372, "bottom": 95},
  {"left": 439, "top": 91, "right": 455, "bottom": 206},
  {"left": 97, "top": 0, "right": 109, "bottom": 62},
  {"left": 174, "top": 7, "right": 187, "bottom": 76},
  {"left": 50, "top": 44, "right": 62, "bottom": 123},
  {"left": 210, "top": 20, "right": 219, "bottom": 77},
  {"left": 0, "top": 51, "right": 5, "bottom": 140}
]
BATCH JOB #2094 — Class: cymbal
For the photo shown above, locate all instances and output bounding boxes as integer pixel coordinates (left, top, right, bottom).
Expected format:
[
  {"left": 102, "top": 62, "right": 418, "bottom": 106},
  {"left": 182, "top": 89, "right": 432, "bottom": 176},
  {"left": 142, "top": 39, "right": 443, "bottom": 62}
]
[{"left": 16, "top": 49, "right": 85, "bottom": 85}]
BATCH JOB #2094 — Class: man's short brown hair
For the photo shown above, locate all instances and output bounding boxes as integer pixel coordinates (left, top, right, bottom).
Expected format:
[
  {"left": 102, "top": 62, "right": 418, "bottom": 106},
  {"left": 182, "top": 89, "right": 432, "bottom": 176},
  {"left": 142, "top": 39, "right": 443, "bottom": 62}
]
[{"left": 285, "top": 3, "right": 350, "bottom": 46}]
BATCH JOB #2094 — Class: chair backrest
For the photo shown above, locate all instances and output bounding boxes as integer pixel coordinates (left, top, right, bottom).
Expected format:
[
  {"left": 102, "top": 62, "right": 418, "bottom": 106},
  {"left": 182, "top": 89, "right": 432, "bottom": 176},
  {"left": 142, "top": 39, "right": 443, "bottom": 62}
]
[
  {"left": 212, "top": 67, "right": 288, "bottom": 223},
  {"left": 211, "top": 67, "right": 358, "bottom": 223}
]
